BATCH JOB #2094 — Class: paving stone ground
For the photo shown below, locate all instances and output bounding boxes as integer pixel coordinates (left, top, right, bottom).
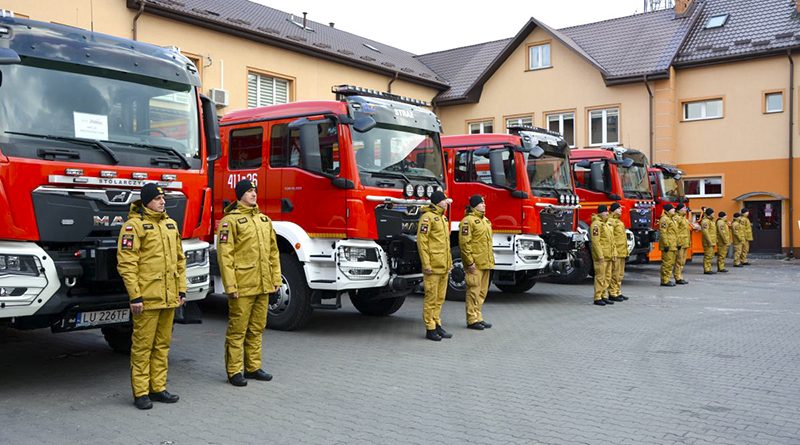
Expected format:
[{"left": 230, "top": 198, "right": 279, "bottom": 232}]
[{"left": 1, "top": 259, "right": 799, "bottom": 445}]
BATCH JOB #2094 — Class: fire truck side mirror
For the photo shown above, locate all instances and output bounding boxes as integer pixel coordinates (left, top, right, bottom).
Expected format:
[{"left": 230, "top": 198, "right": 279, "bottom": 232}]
[
  {"left": 0, "top": 48, "right": 20, "bottom": 65},
  {"left": 200, "top": 95, "right": 221, "bottom": 161},
  {"left": 488, "top": 149, "right": 508, "bottom": 188},
  {"left": 590, "top": 162, "right": 606, "bottom": 193},
  {"left": 352, "top": 116, "right": 377, "bottom": 133},
  {"left": 288, "top": 119, "right": 324, "bottom": 174}
]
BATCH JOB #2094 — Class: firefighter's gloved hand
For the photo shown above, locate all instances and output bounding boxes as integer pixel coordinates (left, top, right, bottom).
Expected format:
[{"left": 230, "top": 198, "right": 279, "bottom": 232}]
[
  {"left": 179, "top": 292, "right": 186, "bottom": 306},
  {"left": 130, "top": 301, "right": 144, "bottom": 315}
]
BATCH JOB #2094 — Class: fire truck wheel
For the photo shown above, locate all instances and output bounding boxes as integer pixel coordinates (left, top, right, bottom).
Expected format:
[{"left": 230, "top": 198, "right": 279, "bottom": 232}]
[
  {"left": 267, "top": 252, "right": 313, "bottom": 331},
  {"left": 101, "top": 325, "right": 133, "bottom": 354},
  {"left": 350, "top": 290, "right": 405, "bottom": 316},
  {"left": 495, "top": 274, "right": 537, "bottom": 294},
  {"left": 446, "top": 246, "right": 467, "bottom": 301},
  {"left": 549, "top": 244, "right": 592, "bottom": 284}
]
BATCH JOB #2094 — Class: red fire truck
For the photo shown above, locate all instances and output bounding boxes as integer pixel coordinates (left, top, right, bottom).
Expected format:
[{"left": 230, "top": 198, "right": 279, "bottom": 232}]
[
  {"left": 441, "top": 127, "right": 583, "bottom": 297},
  {"left": 648, "top": 164, "right": 702, "bottom": 261},
  {"left": 570, "top": 147, "right": 657, "bottom": 273},
  {"left": 0, "top": 15, "right": 218, "bottom": 351},
  {"left": 214, "top": 86, "right": 446, "bottom": 330}
]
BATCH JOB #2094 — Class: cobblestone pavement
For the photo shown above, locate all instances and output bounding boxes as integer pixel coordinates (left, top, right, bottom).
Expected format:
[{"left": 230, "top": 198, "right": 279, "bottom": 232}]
[{"left": 1, "top": 259, "right": 799, "bottom": 445}]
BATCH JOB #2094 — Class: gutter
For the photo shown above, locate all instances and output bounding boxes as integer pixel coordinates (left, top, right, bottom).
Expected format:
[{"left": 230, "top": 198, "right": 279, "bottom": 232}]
[
  {"left": 132, "top": 0, "right": 145, "bottom": 41},
  {"left": 788, "top": 50, "right": 795, "bottom": 258},
  {"left": 643, "top": 74, "right": 654, "bottom": 163}
]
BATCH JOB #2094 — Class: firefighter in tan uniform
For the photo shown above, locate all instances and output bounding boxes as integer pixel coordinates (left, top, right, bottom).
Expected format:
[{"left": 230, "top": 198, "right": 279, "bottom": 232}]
[
  {"left": 459, "top": 195, "right": 495, "bottom": 330},
  {"left": 417, "top": 190, "right": 453, "bottom": 341},
  {"left": 701, "top": 207, "right": 718, "bottom": 274},
  {"left": 672, "top": 204, "right": 690, "bottom": 284},
  {"left": 590, "top": 205, "right": 615, "bottom": 306},
  {"left": 117, "top": 183, "right": 186, "bottom": 410},
  {"left": 217, "top": 180, "right": 281, "bottom": 387},
  {"left": 659, "top": 204, "right": 678, "bottom": 286},
  {"left": 740, "top": 208, "right": 753, "bottom": 265},
  {"left": 715, "top": 211, "right": 731, "bottom": 273},
  {"left": 607, "top": 202, "right": 628, "bottom": 302},
  {"left": 732, "top": 212, "right": 744, "bottom": 267}
]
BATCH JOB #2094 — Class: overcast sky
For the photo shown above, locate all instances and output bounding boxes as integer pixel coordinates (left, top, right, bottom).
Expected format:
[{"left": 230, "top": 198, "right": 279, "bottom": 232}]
[{"left": 251, "top": 0, "right": 668, "bottom": 54}]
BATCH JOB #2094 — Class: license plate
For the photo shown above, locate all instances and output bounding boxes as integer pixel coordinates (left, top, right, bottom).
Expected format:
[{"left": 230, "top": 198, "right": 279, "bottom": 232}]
[{"left": 75, "top": 309, "right": 130, "bottom": 328}]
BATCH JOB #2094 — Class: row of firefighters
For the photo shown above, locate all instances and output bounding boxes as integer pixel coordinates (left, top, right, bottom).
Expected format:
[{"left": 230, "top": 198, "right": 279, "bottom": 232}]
[{"left": 113, "top": 180, "right": 756, "bottom": 409}]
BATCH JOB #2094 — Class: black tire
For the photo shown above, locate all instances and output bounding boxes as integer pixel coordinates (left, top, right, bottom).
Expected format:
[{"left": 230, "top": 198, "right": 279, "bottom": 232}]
[
  {"left": 494, "top": 273, "right": 537, "bottom": 294},
  {"left": 446, "top": 245, "right": 467, "bottom": 301},
  {"left": 350, "top": 290, "right": 405, "bottom": 316},
  {"left": 267, "top": 252, "right": 313, "bottom": 331},
  {"left": 550, "top": 244, "right": 592, "bottom": 284},
  {"left": 101, "top": 325, "right": 132, "bottom": 354}
]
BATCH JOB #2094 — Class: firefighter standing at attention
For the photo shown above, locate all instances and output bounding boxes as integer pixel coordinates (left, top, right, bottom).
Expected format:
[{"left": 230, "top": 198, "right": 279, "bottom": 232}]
[
  {"left": 459, "top": 195, "right": 496, "bottom": 330},
  {"left": 607, "top": 202, "right": 628, "bottom": 302},
  {"left": 591, "top": 205, "right": 615, "bottom": 306},
  {"left": 715, "top": 211, "right": 731, "bottom": 273},
  {"left": 659, "top": 204, "right": 678, "bottom": 286},
  {"left": 417, "top": 190, "right": 453, "bottom": 341},
  {"left": 739, "top": 208, "right": 754, "bottom": 265},
  {"left": 217, "top": 180, "right": 281, "bottom": 387},
  {"left": 701, "top": 207, "right": 718, "bottom": 274},
  {"left": 117, "top": 183, "right": 186, "bottom": 410},
  {"left": 732, "top": 212, "right": 744, "bottom": 267},
  {"left": 672, "top": 203, "right": 690, "bottom": 284}
]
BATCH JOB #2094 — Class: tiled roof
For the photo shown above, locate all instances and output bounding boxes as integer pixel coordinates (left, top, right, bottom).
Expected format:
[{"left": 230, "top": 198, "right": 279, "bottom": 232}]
[
  {"left": 127, "top": 0, "right": 449, "bottom": 88},
  {"left": 674, "top": 0, "right": 800, "bottom": 65}
]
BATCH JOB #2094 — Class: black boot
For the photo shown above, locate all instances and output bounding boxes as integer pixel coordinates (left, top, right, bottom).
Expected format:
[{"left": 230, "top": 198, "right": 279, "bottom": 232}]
[
  {"left": 719, "top": 269, "right": 729, "bottom": 273},
  {"left": 228, "top": 372, "right": 248, "bottom": 387},
  {"left": 435, "top": 325, "right": 453, "bottom": 339},
  {"left": 244, "top": 369, "right": 273, "bottom": 381},
  {"left": 134, "top": 395, "right": 153, "bottom": 410},
  {"left": 660, "top": 282, "right": 675, "bottom": 287},
  {"left": 618, "top": 295, "right": 629, "bottom": 301},
  {"left": 593, "top": 299, "right": 607, "bottom": 306},
  {"left": 608, "top": 296, "right": 624, "bottom": 302},
  {"left": 479, "top": 321, "right": 492, "bottom": 329},
  {"left": 602, "top": 298, "right": 614, "bottom": 305},
  {"left": 467, "top": 322, "right": 485, "bottom": 330},
  {"left": 149, "top": 390, "right": 179, "bottom": 403},
  {"left": 676, "top": 279, "right": 688, "bottom": 285},
  {"left": 426, "top": 329, "right": 442, "bottom": 341}
]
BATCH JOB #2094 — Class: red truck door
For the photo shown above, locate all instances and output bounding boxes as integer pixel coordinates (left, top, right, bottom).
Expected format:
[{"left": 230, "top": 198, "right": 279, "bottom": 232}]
[{"left": 216, "top": 124, "right": 267, "bottom": 228}]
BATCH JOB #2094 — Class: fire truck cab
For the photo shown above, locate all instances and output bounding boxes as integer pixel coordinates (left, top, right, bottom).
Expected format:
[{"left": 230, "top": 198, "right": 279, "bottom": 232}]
[
  {"left": 214, "top": 86, "right": 445, "bottom": 330},
  {"left": 648, "top": 163, "right": 699, "bottom": 261}
]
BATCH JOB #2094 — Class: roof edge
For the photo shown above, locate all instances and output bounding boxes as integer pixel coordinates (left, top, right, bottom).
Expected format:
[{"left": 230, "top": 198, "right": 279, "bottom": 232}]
[{"left": 674, "top": 46, "right": 800, "bottom": 69}]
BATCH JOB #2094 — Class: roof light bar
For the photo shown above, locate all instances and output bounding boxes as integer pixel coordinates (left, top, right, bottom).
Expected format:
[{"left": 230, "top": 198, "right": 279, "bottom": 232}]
[
  {"left": 507, "top": 125, "right": 563, "bottom": 138},
  {"left": 332, "top": 84, "right": 430, "bottom": 107}
]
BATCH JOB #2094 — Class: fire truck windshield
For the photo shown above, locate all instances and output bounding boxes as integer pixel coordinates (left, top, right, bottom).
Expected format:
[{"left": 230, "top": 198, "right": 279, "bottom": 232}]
[
  {"left": 620, "top": 164, "right": 652, "bottom": 199},
  {"left": 352, "top": 124, "right": 444, "bottom": 185},
  {"left": 526, "top": 154, "right": 572, "bottom": 197},
  {"left": 661, "top": 173, "right": 684, "bottom": 202},
  {"left": 0, "top": 60, "right": 200, "bottom": 168}
]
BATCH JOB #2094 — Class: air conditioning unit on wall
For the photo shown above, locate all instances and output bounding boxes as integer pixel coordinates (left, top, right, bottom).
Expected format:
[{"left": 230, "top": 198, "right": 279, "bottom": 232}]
[{"left": 209, "top": 88, "right": 229, "bottom": 108}]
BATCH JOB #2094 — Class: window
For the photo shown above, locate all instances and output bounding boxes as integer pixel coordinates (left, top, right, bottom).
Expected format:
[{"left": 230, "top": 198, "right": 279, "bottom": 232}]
[
  {"left": 182, "top": 53, "right": 203, "bottom": 83},
  {"left": 229, "top": 127, "right": 263, "bottom": 170},
  {"left": 468, "top": 120, "right": 493, "bottom": 134},
  {"left": 705, "top": 14, "right": 728, "bottom": 29},
  {"left": 572, "top": 160, "right": 608, "bottom": 193},
  {"left": 505, "top": 115, "right": 533, "bottom": 132},
  {"left": 546, "top": 112, "right": 575, "bottom": 147},
  {"left": 528, "top": 43, "right": 551, "bottom": 70},
  {"left": 247, "top": 72, "right": 290, "bottom": 108},
  {"left": 765, "top": 92, "right": 783, "bottom": 113},
  {"left": 269, "top": 121, "right": 340, "bottom": 176},
  {"left": 454, "top": 148, "right": 516, "bottom": 188},
  {"left": 588, "top": 107, "right": 619, "bottom": 145},
  {"left": 683, "top": 98, "right": 723, "bottom": 121},
  {"left": 684, "top": 176, "right": 723, "bottom": 198}
]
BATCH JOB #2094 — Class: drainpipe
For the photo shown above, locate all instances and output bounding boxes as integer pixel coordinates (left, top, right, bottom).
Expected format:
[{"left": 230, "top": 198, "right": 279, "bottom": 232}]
[
  {"left": 643, "top": 74, "right": 654, "bottom": 163},
  {"left": 788, "top": 50, "right": 795, "bottom": 258},
  {"left": 132, "top": 0, "right": 145, "bottom": 41},
  {"left": 387, "top": 71, "right": 399, "bottom": 93}
]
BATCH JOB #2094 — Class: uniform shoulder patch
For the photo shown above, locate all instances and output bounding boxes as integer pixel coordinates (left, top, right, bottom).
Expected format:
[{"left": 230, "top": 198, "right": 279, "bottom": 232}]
[
  {"left": 143, "top": 223, "right": 154, "bottom": 230},
  {"left": 702, "top": 221, "right": 709, "bottom": 229},
  {"left": 238, "top": 217, "right": 248, "bottom": 224},
  {"left": 221, "top": 222, "right": 229, "bottom": 228},
  {"left": 592, "top": 226, "right": 599, "bottom": 237},
  {"left": 461, "top": 224, "right": 469, "bottom": 236},
  {"left": 420, "top": 223, "right": 429, "bottom": 234},
  {"left": 261, "top": 216, "right": 268, "bottom": 222},
  {"left": 219, "top": 230, "right": 229, "bottom": 243},
  {"left": 434, "top": 217, "right": 440, "bottom": 221},
  {"left": 125, "top": 225, "right": 134, "bottom": 231},
  {"left": 121, "top": 234, "right": 135, "bottom": 250}
]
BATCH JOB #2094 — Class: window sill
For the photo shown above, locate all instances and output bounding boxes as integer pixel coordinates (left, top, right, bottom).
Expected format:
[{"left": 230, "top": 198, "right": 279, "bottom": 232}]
[
  {"left": 681, "top": 116, "right": 724, "bottom": 122},
  {"left": 686, "top": 194, "right": 723, "bottom": 199},
  {"left": 588, "top": 142, "right": 620, "bottom": 147},
  {"left": 525, "top": 66, "right": 553, "bottom": 72},
  {"left": 764, "top": 110, "right": 784, "bottom": 114}
]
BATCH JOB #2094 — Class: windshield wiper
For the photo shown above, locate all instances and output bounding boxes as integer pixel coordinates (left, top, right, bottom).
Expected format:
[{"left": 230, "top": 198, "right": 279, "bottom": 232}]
[
  {"left": 106, "top": 140, "right": 190, "bottom": 169},
  {"left": 364, "top": 170, "right": 413, "bottom": 184},
  {"left": 6, "top": 131, "right": 120, "bottom": 164},
  {"left": 404, "top": 172, "right": 445, "bottom": 189}
]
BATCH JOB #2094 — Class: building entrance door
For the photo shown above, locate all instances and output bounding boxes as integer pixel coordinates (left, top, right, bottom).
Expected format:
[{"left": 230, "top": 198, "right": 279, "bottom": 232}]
[{"left": 744, "top": 200, "right": 781, "bottom": 253}]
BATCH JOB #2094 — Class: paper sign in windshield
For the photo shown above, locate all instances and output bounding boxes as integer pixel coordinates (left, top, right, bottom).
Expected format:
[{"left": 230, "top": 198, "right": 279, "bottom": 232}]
[{"left": 74, "top": 112, "right": 109, "bottom": 140}]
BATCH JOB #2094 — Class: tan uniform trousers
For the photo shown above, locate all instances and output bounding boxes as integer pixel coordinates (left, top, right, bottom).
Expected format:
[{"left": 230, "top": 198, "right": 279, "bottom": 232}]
[
  {"left": 465, "top": 269, "right": 491, "bottom": 325},
  {"left": 733, "top": 243, "right": 743, "bottom": 266},
  {"left": 608, "top": 257, "right": 625, "bottom": 297},
  {"left": 593, "top": 258, "right": 610, "bottom": 301},
  {"left": 674, "top": 247, "right": 687, "bottom": 281},
  {"left": 717, "top": 244, "right": 729, "bottom": 271},
  {"left": 741, "top": 241, "right": 750, "bottom": 263},
  {"left": 703, "top": 246, "right": 715, "bottom": 272},
  {"left": 661, "top": 250, "right": 677, "bottom": 284},
  {"left": 225, "top": 294, "right": 269, "bottom": 377},
  {"left": 422, "top": 273, "right": 448, "bottom": 330},
  {"left": 131, "top": 308, "right": 176, "bottom": 398}
]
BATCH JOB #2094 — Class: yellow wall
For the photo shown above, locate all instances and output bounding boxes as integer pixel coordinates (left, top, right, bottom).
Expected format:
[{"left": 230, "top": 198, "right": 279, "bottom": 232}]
[
  {"left": 436, "top": 27, "right": 652, "bottom": 153},
  {"left": 3, "top": 0, "right": 440, "bottom": 112}
]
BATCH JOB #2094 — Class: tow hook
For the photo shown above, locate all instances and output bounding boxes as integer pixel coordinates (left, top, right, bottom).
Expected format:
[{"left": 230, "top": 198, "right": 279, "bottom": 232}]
[{"left": 64, "top": 276, "right": 77, "bottom": 288}]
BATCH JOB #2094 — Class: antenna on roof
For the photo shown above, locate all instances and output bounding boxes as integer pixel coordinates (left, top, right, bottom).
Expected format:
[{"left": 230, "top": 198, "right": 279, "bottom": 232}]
[{"left": 644, "top": 0, "right": 674, "bottom": 12}]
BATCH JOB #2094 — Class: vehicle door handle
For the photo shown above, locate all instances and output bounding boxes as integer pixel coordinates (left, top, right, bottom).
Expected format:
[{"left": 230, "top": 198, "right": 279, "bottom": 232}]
[{"left": 281, "top": 198, "right": 294, "bottom": 213}]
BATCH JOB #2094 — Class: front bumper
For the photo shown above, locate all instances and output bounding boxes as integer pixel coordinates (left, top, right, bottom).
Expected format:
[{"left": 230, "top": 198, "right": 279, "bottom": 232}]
[
  {"left": 631, "top": 229, "right": 656, "bottom": 255},
  {"left": 492, "top": 234, "right": 548, "bottom": 272}
]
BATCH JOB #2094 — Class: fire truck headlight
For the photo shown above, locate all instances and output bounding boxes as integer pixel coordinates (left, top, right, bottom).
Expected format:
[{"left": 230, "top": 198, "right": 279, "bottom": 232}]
[
  {"left": 0, "top": 254, "right": 41, "bottom": 277},
  {"left": 559, "top": 195, "right": 565, "bottom": 204},
  {"left": 415, "top": 185, "right": 426, "bottom": 198},
  {"left": 404, "top": 184, "right": 415, "bottom": 198},
  {"left": 426, "top": 185, "right": 434, "bottom": 197},
  {"left": 185, "top": 248, "right": 208, "bottom": 266},
  {"left": 340, "top": 246, "right": 378, "bottom": 262}
]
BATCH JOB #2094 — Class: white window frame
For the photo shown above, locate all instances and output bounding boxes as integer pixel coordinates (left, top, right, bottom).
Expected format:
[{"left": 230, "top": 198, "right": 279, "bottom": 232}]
[
  {"left": 505, "top": 116, "right": 533, "bottom": 132},
  {"left": 468, "top": 120, "right": 494, "bottom": 134},
  {"left": 765, "top": 92, "right": 783, "bottom": 114},
  {"left": 546, "top": 112, "right": 576, "bottom": 147},
  {"left": 682, "top": 99, "right": 723, "bottom": 121},
  {"left": 247, "top": 71, "right": 290, "bottom": 108},
  {"left": 588, "top": 108, "right": 619, "bottom": 146},
  {"left": 684, "top": 176, "right": 723, "bottom": 198},
  {"left": 528, "top": 43, "right": 551, "bottom": 70}
]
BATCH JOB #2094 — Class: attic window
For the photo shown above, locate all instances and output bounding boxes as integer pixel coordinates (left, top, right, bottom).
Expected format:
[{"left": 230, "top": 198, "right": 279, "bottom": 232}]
[
  {"left": 363, "top": 43, "right": 381, "bottom": 53},
  {"left": 705, "top": 14, "right": 728, "bottom": 29}
]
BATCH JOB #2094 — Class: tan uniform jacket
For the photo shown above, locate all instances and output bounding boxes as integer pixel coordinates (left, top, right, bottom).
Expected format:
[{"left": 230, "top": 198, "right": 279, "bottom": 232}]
[
  {"left": 216, "top": 202, "right": 281, "bottom": 296},
  {"left": 608, "top": 213, "right": 627, "bottom": 258},
  {"left": 459, "top": 209, "right": 495, "bottom": 270},
  {"left": 417, "top": 204, "right": 452, "bottom": 274},
  {"left": 117, "top": 201, "right": 186, "bottom": 309},
  {"left": 716, "top": 219, "right": 732, "bottom": 245},
  {"left": 659, "top": 213, "right": 678, "bottom": 250},
  {"left": 732, "top": 219, "right": 744, "bottom": 243},
  {"left": 590, "top": 214, "right": 614, "bottom": 260},
  {"left": 742, "top": 216, "right": 754, "bottom": 241},
  {"left": 675, "top": 213, "right": 691, "bottom": 248},
  {"left": 701, "top": 215, "right": 718, "bottom": 247}
]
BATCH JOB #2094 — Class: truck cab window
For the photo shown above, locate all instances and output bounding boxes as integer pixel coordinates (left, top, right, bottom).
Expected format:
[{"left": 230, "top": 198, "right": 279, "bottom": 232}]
[
  {"left": 270, "top": 122, "right": 340, "bottom": 176},
  {"left": 471, "top": 148, "right": 516, "bottom": 188},
  {"left": 228, "top": 127, "right": 263, "bottom": 170}
]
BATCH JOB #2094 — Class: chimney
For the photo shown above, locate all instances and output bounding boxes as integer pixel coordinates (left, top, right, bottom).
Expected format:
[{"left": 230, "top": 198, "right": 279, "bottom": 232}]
[
  {"left": 302, "top": 12, "right": 307, "bottom": 29},
  {"left": 329, "top": 22, "right": 335, "bottom": 28},
  {"left": 674, "top": 0, "right": 694, "bottom": 16}
]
